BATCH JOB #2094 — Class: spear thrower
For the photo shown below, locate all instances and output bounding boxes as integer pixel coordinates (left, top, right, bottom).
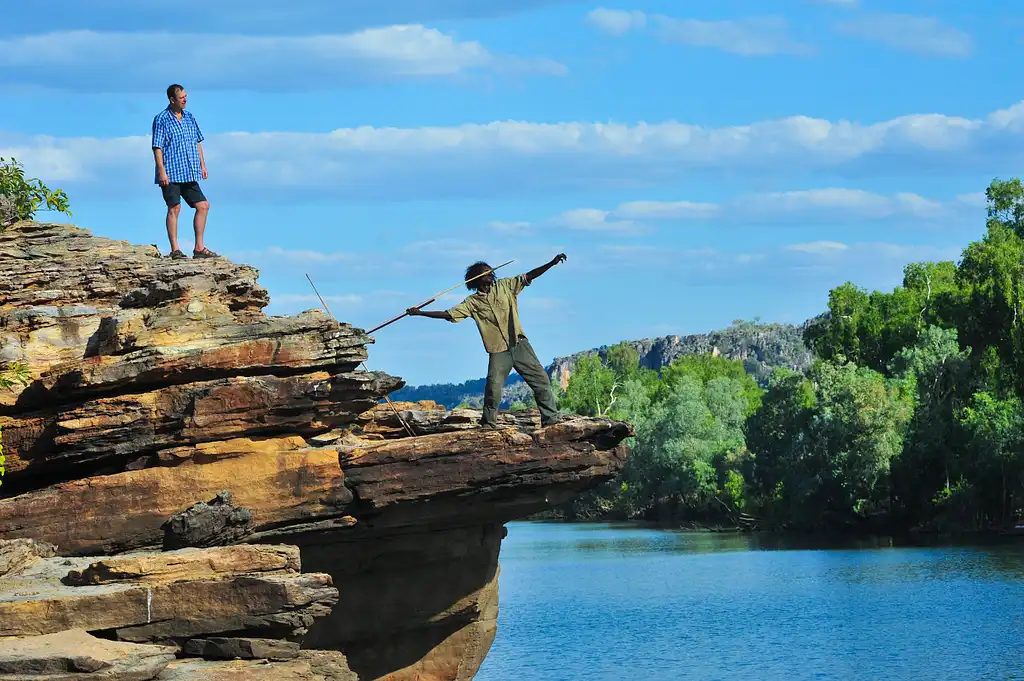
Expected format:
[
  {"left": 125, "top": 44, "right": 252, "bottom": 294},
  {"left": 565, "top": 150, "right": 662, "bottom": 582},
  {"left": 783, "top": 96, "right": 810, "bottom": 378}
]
[{"left": 304, "top": 260, "right": 514, "bottom": 438}]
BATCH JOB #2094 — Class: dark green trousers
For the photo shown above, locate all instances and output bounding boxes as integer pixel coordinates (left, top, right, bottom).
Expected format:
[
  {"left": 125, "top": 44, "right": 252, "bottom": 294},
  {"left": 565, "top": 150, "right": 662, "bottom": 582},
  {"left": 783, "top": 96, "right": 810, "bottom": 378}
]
[{"left": 484, "top": 337, "right": 559, "bottom": 426}]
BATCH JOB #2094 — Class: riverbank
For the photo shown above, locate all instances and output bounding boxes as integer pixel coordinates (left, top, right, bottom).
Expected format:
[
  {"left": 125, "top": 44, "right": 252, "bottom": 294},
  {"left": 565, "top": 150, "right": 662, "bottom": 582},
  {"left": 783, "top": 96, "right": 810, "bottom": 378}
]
[{"left": 525, "top": 511, "right": 1024, "bottom": 542}]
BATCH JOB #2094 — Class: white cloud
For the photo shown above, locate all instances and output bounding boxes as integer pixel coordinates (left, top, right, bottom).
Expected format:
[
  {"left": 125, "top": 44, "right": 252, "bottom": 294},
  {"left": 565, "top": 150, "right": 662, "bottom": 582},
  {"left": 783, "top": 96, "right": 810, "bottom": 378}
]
[
  {"left": 835, "top": 14, "right": 972, "bottom": 58},
  {"left": 652, "top": 16, "right": 815, "bottom": 57},
  {"left": 955, "top": 192, "right": 987, "bottom": 208},
  {"left": 554, "top": 208, "right": 646, "bottom": 234},
  {"left": 0, "top": 27, "right": 565, "bottom": 91},
  {"left": 586, "top": 8, "right": 647, "bottom": 36},
  {"left": 586, "top": 9, "right": 814, "bottom": 57},
  {"left": 585, "top": 240, "right": 964, "bottom": 297},
  {"left": 786, "top": 241, "right": 849, "bottom": 255},
  {"left": 5, "top": 101, "right": 1023, "bottom": 201},
  {"left": 614, "top": 200, "right": 721, "bottom": 220},
  {"left": 502, "top": 187, "right": 985, "bottom": 235},
  {"left": 266, "top": 289, "right": 412, "bottom": 313},
  {"left": 733, "top": 188, "right": 949, "bottom": 221},
  {"left": 261, "top": 246, "right": 356, "bottom": 263}
]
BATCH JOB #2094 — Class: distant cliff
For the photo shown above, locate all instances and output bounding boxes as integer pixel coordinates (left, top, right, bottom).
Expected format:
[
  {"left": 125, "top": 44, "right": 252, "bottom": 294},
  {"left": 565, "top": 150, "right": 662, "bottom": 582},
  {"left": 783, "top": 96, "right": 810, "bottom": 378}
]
[
  {"left": 548, "top": 318, "right": 819, "bottom": 391},
  {"left": 393, "top": 319, "right": 819, "bottom": 407}
]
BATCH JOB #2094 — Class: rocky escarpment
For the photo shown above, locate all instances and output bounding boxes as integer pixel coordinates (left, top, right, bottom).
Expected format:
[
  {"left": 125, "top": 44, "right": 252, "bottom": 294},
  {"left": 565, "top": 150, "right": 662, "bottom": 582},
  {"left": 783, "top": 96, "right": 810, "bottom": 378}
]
[
  {"left": 0, "top": 221, "right": 633, "bottom": 681},
  {"left": 547, "top": 319, "right": 818, "bottom": 391}
]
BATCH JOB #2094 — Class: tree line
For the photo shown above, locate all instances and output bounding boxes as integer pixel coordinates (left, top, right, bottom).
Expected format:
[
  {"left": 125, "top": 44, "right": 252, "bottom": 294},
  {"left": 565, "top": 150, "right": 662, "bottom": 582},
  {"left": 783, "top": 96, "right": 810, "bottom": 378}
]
[{"left": 553, "top": 178, "right": 1024, "bottom": 534}]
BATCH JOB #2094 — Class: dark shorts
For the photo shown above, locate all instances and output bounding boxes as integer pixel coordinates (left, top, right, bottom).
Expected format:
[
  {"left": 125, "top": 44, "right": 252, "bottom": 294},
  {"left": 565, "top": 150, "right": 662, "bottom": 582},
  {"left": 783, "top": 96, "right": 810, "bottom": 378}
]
[{"left": 161, "top": 181, "right": 207, "bottom": 208}]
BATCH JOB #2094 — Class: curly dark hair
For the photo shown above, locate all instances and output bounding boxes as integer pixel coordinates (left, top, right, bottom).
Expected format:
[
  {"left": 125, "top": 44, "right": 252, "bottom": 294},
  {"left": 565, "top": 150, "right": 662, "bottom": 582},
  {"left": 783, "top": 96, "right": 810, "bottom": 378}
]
[{"left": 464, "top": 261, "right": 492, "bottom": 290}]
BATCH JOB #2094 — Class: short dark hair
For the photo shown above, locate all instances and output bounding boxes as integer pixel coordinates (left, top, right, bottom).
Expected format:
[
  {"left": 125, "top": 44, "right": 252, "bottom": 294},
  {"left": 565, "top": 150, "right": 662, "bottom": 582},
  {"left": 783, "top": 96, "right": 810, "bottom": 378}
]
[
  {"left": 464, "top": 261, "right": 492, "bottom": 290},
  {"left": 166, "top": 84, "right": 184, "bottom": 100}
]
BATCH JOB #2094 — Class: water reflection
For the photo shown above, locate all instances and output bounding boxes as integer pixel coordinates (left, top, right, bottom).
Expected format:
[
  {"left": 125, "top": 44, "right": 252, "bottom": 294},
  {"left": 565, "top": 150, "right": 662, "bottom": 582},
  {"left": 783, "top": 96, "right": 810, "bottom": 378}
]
[
  {"left": 516, "top": 520, "right": 1024, "bottom": 555},
  {"left": 479, "top": 521, "right": 1024, "bottom": 681}
]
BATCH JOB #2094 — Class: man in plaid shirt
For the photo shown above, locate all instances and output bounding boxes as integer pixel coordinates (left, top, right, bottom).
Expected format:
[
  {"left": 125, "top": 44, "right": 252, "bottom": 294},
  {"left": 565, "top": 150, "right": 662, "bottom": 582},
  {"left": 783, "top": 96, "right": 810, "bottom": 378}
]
[{"left": 152, "top": 84, "right": 218, "bottom": 259}]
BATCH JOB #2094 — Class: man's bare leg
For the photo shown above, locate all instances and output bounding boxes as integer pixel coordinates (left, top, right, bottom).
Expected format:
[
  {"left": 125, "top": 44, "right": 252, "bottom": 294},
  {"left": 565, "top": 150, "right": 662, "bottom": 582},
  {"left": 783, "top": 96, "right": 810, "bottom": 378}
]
[
  {"left": 193, "top": 201, "right": 210, "bottom": 252},
  {"left": 166, "top": 203, "right": 182, "bottom": 253}
]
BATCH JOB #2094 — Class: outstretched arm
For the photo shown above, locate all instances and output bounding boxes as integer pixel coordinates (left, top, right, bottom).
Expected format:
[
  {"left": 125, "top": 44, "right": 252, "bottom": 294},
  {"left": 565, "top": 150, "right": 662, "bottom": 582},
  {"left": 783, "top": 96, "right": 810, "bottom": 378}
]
[
  {"left": 406, "top": 307, "right": 453, "bottom": 321},
  {"left": 525, "top": 253, "right": 567, "bottom": 282}
]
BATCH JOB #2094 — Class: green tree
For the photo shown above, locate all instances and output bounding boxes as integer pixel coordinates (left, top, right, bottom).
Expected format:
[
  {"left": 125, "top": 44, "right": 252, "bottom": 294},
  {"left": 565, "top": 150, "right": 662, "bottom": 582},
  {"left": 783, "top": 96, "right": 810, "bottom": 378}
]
[
  {"left": 985, "top": 177, "right": 1024, "bottom": 236},
  {"left": 747, "top": 360, "right": 914, "bottom": 528},
  {"left": 957, "top": 392, "right": 1024, "bottom": 527},
  {"left": 560, "top": 342, "right": 659, "bottom": 418},
  {"left": 956, "top": 181, "right": 1024, "bottom": 395},
  {"left": 744, "top": 368, "right": 815, "bottom": 522},
  {"left": 0, "top": 157, "right": 72, "bottom": 228},
  {"left": 886, "top": 326, "right": 973, "bottom": 525},
  {"left": 658, "top": 354, "right": 763, "bottom": 417},
  {"left": 804, "top": 261, "right": 961, "bottom": 375},
  {"left": 615, "top": 369, "right": 752, "bottom": 520},
  {"left": 605, "top": 342, "right": 641, "bottom": 380},
  {"left": 559, "top": 354, "right": 618, "bottom": 417}
]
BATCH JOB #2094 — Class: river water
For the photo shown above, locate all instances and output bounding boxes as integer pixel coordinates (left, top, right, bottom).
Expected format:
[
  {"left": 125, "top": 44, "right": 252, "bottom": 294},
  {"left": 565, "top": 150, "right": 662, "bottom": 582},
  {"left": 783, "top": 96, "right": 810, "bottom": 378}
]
[{"left": 475, "top": 522, "right": 1024, "bottom": 681}]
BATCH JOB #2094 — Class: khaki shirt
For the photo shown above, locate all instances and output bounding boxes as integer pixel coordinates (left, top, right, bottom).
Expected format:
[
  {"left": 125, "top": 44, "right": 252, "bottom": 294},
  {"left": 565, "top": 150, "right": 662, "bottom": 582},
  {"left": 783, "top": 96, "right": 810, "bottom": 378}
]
[{"left": 447, "top": 274, "right": 532, "bottom": 353}]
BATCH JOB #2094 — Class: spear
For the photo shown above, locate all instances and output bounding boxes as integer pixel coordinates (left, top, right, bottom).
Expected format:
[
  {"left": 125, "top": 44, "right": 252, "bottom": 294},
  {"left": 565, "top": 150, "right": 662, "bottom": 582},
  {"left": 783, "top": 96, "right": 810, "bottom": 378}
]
[
  {"left": 304, "top": 274, "right": 416, "bottom": 438},
  {"left": 365, "top": 260, "right": 514, "bottom": 335}
]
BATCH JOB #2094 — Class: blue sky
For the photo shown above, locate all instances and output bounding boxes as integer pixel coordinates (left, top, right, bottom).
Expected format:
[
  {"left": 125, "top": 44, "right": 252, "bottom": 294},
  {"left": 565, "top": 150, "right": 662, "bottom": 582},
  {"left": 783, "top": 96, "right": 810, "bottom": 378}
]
[{"left": 2, "top": 0, "right": 1021, "bottom": 385}]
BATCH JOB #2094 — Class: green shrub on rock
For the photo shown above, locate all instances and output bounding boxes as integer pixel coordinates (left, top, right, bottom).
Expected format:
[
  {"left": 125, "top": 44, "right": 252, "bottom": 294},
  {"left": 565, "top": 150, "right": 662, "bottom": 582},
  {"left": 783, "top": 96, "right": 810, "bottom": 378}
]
[{"left": 0, "top": 157, "right": 72, "bottom": 229}]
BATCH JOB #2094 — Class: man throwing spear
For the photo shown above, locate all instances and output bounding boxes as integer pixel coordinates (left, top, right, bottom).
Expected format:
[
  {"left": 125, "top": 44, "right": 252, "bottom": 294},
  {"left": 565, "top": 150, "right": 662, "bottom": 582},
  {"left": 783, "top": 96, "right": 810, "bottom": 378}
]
[{"left": 406, "top": 254, "right": 567, "bottom": 429}]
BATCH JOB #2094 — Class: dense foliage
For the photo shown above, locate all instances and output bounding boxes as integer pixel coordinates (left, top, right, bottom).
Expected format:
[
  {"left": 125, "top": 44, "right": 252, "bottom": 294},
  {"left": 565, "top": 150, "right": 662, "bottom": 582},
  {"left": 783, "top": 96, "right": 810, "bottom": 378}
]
[
  {"left": 0, "top": 157, "right": 72, "bottom": 228},
  {"left": 555, "top": 178, "right": 1024, "bottom": 533}
]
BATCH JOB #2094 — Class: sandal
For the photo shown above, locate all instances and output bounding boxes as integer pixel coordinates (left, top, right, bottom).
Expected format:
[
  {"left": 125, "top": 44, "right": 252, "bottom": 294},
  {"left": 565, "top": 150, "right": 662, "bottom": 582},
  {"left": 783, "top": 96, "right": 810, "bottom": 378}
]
[
  {"left": 167, "top": 249, "right": 188, "bottom": 259},
  {"left": 193, "top": 247, "right": 221, "bottom": 259}
]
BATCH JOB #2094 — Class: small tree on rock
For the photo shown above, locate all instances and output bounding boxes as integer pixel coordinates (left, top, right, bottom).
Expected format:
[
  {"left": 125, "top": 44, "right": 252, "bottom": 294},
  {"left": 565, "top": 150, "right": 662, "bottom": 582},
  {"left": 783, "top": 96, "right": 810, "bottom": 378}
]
[{"left": 0, "top": 157, "right": 72, "bottom": 229}]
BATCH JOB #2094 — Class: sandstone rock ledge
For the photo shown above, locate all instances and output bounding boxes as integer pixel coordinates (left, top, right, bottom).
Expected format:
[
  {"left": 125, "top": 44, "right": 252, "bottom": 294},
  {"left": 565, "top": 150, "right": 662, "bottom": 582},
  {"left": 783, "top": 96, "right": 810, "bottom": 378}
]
[
  {"left": 0, "top": 542, "right": 353, "bottom": 680},
  {"left": 0, "top": 222, "right": 634, "bottom": 681}
]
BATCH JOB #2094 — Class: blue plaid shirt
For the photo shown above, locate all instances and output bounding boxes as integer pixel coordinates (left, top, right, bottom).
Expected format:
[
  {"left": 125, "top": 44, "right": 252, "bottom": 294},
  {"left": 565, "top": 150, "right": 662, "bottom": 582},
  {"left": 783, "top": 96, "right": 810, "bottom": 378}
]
[{"left": 152, "top": 107, "right": 205, "bottom": 184}]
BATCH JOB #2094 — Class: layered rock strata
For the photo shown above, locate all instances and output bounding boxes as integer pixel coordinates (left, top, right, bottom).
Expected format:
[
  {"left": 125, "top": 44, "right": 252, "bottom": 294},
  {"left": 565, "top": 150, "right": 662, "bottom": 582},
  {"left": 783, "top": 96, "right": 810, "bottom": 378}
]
[
  {"left": 0, "top": 629, "right": 358, "bottom": 681},
  {"left": 0, "top": 544, "right": 337, "bottom": 643},
  {"left": 0, "top": 540, "right": 353, "bottom": 680},
  {"left": 0, "top": 221, "right": 633, "bottom": 681}
]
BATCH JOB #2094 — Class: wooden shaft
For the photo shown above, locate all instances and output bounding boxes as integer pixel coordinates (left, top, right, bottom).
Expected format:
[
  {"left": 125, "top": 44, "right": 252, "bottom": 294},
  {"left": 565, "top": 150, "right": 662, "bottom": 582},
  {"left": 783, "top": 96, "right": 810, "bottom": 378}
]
[{"left": 304, "top": 274, "right": 416, "bottom": 438}]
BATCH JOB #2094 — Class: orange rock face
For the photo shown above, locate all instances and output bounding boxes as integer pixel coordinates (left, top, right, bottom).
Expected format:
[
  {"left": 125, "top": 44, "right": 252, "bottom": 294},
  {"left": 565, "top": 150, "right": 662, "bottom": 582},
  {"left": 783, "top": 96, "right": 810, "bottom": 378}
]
[{"left": 0, "top": 221, "right": 633, "bottom": 681}]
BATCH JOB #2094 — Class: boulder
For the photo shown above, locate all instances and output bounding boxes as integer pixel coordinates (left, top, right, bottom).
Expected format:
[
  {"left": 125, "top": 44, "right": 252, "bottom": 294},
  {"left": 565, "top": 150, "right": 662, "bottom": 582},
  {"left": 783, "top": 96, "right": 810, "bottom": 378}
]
[{"left": 161, "top": 491, "right": 254, "bottom": 550}]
